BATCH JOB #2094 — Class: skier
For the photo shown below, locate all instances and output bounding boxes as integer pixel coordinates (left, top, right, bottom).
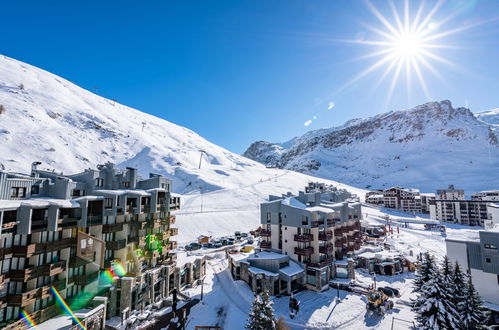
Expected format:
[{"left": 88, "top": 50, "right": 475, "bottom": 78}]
[{"left": 289, "top": 294, "right": 300, "bottom": 319}]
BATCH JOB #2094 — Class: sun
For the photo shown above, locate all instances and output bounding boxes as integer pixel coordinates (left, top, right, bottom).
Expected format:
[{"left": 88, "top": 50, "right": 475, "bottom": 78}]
[
  {"left": 329, "top": 0, "right": 482, "bottom": 106},
  {"left": 394, "top": 32, "right": 423, "bottom": 58}
]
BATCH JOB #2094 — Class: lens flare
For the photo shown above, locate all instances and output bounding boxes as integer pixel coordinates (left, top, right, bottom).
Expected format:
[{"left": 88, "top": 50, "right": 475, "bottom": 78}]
[
  {"left": 20, "top": 310, "right": 37, "bottom": 329},
  {"left": 51, "top": 286, "right": 86, "bottom": 330}
]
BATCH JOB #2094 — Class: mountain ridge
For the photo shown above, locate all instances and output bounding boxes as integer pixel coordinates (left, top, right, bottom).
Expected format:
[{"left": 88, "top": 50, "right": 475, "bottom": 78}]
[{"left": 244, "top": 100, "right": 499, "bottom": 192}]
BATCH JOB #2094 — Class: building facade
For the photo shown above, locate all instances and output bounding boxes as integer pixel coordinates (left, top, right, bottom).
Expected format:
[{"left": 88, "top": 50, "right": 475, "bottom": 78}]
[
  {"left": 0, "top": 162, "right": 204, "bottom": 329},
  {"left": 365, "top": 187, "right": 435, "bottom": 214},
  {"left": 259, "top": 188, "right": 361, "bottom": 292},
  {"left": 446, "top": 230, "right": 499, "bottom": 315}
]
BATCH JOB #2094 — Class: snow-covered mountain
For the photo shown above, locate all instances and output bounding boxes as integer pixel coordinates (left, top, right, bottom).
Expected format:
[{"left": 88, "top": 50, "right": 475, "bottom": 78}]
[
  {"left": 0, "top": 54, "right": 309, "bottom": 194},
  {"left": 0, "top": 54, "right": 368, "bottom": 242},
  {"left": 476, "top": 108, "right": 499, "bottom": 126},
  {"left": 244, "top": 100, "right": 499, "bottom": 193}
]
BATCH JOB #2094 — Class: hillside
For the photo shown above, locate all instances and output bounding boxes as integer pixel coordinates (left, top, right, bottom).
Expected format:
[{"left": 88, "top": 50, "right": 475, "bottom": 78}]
[
  {"left": 0, "top": 54, "right": 366, "bottom": 243},
  {"left": 244, "top": 100, "right": 499, "bottom": 193}
]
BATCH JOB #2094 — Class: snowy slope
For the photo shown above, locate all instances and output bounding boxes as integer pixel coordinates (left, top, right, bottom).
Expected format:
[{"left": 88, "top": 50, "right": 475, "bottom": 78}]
[
  {"left": 476, "top": 108, "right": 499, "bottom": 126},
  {"left": 244, "top": 101, "right": 499, "bottom": 193},
  {"left": 0, "top": 54, "right": 366, "bottom": 243}
]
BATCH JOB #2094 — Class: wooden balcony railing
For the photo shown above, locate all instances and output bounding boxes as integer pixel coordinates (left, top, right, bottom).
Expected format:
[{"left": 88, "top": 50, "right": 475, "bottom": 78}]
[
  {"left": 260, "top": 229, "right": 271, "bottom": 237},
  {"left": 106, "top": 239, "right": 127, "bottom": 250},
  {"left": 306, "top": 257, "right": 333, "bottom": 268},
  {"left": 318, "top": 231, "right": 333, "bottom": 241},
  {"left": 102, "top": 222, "right": 124, "bottom": 233},
  {"left": 260, "top": 241, "right": 271, "bottom": 249},
  {"left": 294, "top": 246, "right": 314, "bottom": 256},
  {"left": 294, "top": 234, "right": 313, "bottom": 242},
  {"left": 319, "top": 244, "right": 334, "bottom": 254}
]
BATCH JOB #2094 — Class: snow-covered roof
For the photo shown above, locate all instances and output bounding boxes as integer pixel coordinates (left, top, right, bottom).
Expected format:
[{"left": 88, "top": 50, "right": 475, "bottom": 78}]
[
  {"left": 279, "top": 260, "right": 303, "bottom": 276},
  {"left": 93, "top": 189, "right": 151, "bottom": 196},
  {"left": 248, "top": 266, "right": 278, "bottom": 277},
  {"left": 281, "top": 197, "right": 306, "bottom": 209},
  {"left": 306, "top": 206, "right": 335, "bottom": 213},
  {"left": 0, "top": 198, "right": 80, "bottom": 210},
  {"left": 247, "top": 251, "right": 286, "bottom": 261}
]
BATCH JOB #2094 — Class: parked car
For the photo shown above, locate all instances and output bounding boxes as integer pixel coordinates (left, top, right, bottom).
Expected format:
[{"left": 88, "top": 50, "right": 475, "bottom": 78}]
[
  {"left": 202, "top": 243, "right": 214, "bottom": 248},
  {"left": 241, "top": 232, "right": 249, "bottom": 238},
  {"left": 220, "top": 238, "right": 229, "bottom": 246},
  {"left": 185, "top": 242, "right": 202, "bottom": 251},
  {"left": 228, "top": 238, "right": 236, "bottom": 245},
  {"left": 382, "top": 286, "right": 400, "bottom": 297},
  {"left": 214, "top": 242, "right": 223, "bottom": 248},
  {"left": 247, "top": 238, "right": 254, "bottom": 244},
  {"left": 234, "top": 231, "right": 241, "bottom": 238}
]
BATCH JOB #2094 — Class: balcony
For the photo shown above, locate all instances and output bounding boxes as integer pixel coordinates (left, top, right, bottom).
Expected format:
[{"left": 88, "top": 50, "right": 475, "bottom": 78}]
[
  {"left": 169, "top": 241, "right": 178, "bottom": 250},
  {"left": 102, "top": 222, "right": 124, "bottom": 233},
  {"left": 142, "top": 205, "right": 151, "bottom": 214},
  {"left": 12, "top": 244, "right": 36, "bottom": 257},
  {"left": 0, "top": 247, "right": 12, "bottom": 259},
  {"left": 334, "top": 240, "right": 343, "bottom": 248},
  {"left": 31, "top": 220, "right": 47, "bottom": 231},
  {"left": 319, "top": 244, "right": 334, "bottom": 254},
  {"left": 157, "top": 231, "right": 170, "bottom": 241},
  {"left": 260, "top": 229, "right": 271, "bottom": 237},
  {"left": 169, "top": 215, "right": 176, "bottom": 224},
  {"left": 0, "top": 274, "right": 9, "bottom": 287},
  {"left": 318, "top": 231, "right": 333, "bottom": 241},
  {"left": 334, "top": 228, "right": 343, "bottom": 236},
  {"left": 148, "top": 219, "right": 161, "bottom": 229},
  {"left": 354, "top": 242, "right": 361, "bottom": 250},
  {"left": 294, "top": 234, "right": 313, "bottom": 242},
  {"left": 311, "top": 220, "right": 324, "bottom": 227},
  {"left": 58, "top": 217, "right": 79, "bottom": 228},
  {"left": 70, "top": 271, "right": 99, "bottom": 286},
  {"left": 306, "top": 257, "right": 333, "bottom": 268},
  {"left": 260, "top": 241, "right": 271, "bottom": 249},
  {"left": 42, "top": 260, "right": 66, "bottom": 277},
  {"left": 294, "top": 246, "right": 314, "bottom": 256},
  {"left": 106, "top": 239, "right": 127, "bottom": 250},
  {"left": 169, "top": 228, "right": 178, "bottom": 236},
  {"left": 87, "top": 215, "right": 103, "bottom": 226}
]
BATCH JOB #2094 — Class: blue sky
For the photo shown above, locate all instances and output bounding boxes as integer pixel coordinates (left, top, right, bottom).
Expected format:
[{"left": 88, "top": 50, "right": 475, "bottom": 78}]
[{"left": 2, "top": 0, "right": 499, "bottom": 153}]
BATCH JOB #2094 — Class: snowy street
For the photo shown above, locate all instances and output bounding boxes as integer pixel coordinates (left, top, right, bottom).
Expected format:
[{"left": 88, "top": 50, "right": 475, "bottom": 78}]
[{"left": 176, "top": 205, "right": 482, "bottom": 329}]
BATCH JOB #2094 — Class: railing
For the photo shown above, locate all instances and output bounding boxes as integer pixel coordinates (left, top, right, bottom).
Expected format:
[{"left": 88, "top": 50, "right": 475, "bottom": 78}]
[
  {"left": 106, "top": 239, "right": 127, "bottom": 250},
  {"left": 334, "top": 228, "right": 343, "bottom": 236},
  {"left": 169, "top": 241, "right": 178, "bottom": 250},
  {"left": 102, "top": 222, "right": 124, "bottom": 233},
  {"left": 0, "top": 247, "right": 12, "bottom": 259},
  {"left": 260, "top": 229, "right": 271, "bottom": 237},
  {"left": 87, "top": 215, "right": 103, "bottom": 225},
  {"left": 318, "top": 232, "right": 333, "bottom": 241},
  {"left": 306, "top": 257, "right": 333, "bottom": 268},
  {"left": 319, "top": 244, "right": 334, "bottom": 254},
  {"left": 294, "top": 246, "right": 314, "bottom": 256},
  {"left": 260, "top": 241, "right": 272, "bottom": 249},
  {"left": 311, "top": 220, "right": 324, "bottom": 227},
  {"left": 12, "top": 244, "right": 36, "bottom": 257},
  {"left": 169, "top": 228, "right": 178, "bottom": 236},
  {"left": 334, "top": 240, "right": 343, "bottom": 248},
  {"left": 58, "top": 217, "right": 79, "bottom": 228},
  {"left": 0, "top": 274, "right": 7, "bottom": 287},
  {"left": 294, "top": 234, "right": 313, "bottom": 242},
  {"left": 42, "top": 260, "right": 66, "bottom": 277}
]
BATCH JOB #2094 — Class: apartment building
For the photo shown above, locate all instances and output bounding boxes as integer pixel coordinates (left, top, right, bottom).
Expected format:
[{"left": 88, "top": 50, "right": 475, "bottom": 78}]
[
  {"left": 429, "top": 186, "right": 498, "bottom": 226},
  {"left": 446, "top": 229, "right": 499, "bottom": 319},
  {"left": 365, "top": 187, "right": 435, "bottom": 214},
  {"left": 259, "top": 189, "right": 361, "bottom": 292},
  {"left": 473, "top": 190, "right": 499, "bottom": 201},
  {"left": 0, "top": 162, "right": 204, "bottom": 329},
  {"left": 437, "top": 184, "right": 465, "bottom": 200}
]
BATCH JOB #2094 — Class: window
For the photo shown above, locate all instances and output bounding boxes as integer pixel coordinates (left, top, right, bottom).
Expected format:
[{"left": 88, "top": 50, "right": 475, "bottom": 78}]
[
  {"left": 485, "top": 257, "right": 491, "bottom": 263},
  {"left": 10, "top": 187, "right": 26, "bottom": 198},
  {"left": 123, "top": 181, "right": 130, "bottom": 188},
  {"left": 484, "top": 244, "right": 497, "bottom": 250},
  {"left": 105, "top": 198, "right": 114, "bottom": 209},
  {"left": 95, "top": 178, "right": 104, "bottom": 187},
  {"left": 72, "top": 189, "right": 85, "bottom": 197},
  {"left": 266, "top": 213, "right": 271, "bottom": 222},
  {"left": 31, "top": 185, "right": 40, "bottom": 195}
]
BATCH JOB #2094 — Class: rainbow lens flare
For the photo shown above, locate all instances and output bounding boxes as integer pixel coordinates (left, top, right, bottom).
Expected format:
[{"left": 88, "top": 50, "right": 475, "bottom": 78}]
[
  {"left": 20, "top": 309, "right": 37, "bottom": 329},
  {"left": 51, "top": 286, "right": 86, "bottom": 330}
]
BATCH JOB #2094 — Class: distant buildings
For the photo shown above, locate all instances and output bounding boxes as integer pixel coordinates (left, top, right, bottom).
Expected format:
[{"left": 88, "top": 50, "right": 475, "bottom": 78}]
[
  {"left": 365, "top": 187, "right": 435, "bottom": 214},
  {"left": 429, "top": 185, "right": 497, "bottom": 226},
  {"left": 0, "top": 162, "right": 205, "bottom": 329},
  {"left": 229, "top": 184, "right": 361, "bottom": 295},
  {"left": 365, "top": 184, "right": 499, "bottom": 227}
]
